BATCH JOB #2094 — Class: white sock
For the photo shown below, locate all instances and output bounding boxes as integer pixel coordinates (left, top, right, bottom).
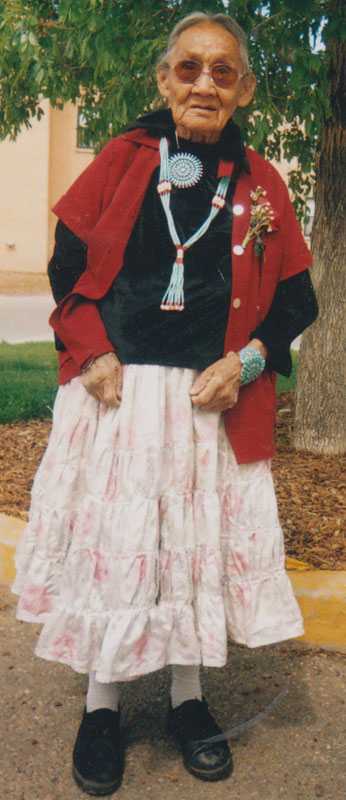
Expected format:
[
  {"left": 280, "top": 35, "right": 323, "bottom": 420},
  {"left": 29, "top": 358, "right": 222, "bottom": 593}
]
[
  {"left": 170, "top": 664, "right": 202, "bottom": 709},
  {"left": 86, "top": 672, "right": 121, "bottom": 713}
]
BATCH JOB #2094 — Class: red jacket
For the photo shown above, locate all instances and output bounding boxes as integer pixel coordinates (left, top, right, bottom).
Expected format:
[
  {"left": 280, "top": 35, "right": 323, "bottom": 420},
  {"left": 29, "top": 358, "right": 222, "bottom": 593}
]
[{"left": 50, "top": 128, "right": 312, "bottom": 464}]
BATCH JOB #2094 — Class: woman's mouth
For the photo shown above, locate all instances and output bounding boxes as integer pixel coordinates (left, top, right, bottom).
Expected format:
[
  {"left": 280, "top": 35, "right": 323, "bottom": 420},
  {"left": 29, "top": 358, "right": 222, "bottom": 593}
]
[{"left": 190, "top": 105, "right": 217, "bottom": 112}]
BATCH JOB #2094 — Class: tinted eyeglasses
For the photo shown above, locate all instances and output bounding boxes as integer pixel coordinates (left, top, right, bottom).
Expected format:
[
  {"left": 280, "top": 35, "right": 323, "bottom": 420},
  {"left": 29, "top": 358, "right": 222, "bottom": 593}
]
[{"left": 172, "top": 59, "right": 248, "bottom": 89}]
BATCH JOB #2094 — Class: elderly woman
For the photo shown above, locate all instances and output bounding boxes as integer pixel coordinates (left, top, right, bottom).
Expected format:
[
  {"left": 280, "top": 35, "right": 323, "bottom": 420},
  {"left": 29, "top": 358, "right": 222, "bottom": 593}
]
[{"left": 13, "top": 11, "right": 318, "bottom": 795}]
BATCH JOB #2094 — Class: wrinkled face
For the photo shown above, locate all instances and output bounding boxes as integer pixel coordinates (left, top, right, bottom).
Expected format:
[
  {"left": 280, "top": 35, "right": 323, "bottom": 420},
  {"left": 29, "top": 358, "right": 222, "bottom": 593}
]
[{"left": 157, "top": 22, "right": 256, "bottom": 143}]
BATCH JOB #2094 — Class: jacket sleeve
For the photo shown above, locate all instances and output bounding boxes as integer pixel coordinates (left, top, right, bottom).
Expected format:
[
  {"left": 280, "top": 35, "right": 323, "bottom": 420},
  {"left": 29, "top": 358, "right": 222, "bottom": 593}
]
[
  {"left": 48, "top": 222, "right": 115, "bottom": 368},
  {"left": 51, "top": 294, "right": 116, "bottom": 369},
  {"left": 48, "top": 221, "right": 88, "bottom": 304},
  {"left": 251, "top": 269, "right": 318, "bottom": 376}
]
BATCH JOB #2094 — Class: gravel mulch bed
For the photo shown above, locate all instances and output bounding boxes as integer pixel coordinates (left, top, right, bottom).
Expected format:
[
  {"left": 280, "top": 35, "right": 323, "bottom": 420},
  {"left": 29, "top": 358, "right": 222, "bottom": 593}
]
[
  {"left": 273, "top": 393, "right": 345, "bottom": 569},
  {"left": 0, "top": 391, "right": 345, "bottom": 570}
]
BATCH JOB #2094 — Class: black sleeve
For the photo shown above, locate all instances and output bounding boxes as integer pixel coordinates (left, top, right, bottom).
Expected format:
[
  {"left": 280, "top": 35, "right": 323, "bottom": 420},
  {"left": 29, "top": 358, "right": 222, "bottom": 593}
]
[
  {"left": 48, "top": 220, "right": 88, "bottom": 351},
  {"left": 251, "top": 269, "right": 318, "bottom": 376},
  {"left": 48, "top": 220, "right": 88, "bottom": 304}
]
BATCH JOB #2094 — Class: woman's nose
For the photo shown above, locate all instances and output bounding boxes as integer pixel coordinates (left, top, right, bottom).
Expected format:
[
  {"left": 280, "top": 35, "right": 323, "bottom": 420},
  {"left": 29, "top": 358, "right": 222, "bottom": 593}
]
[{"left": 191, "top": 70, "right": 217, "bottom": 93}]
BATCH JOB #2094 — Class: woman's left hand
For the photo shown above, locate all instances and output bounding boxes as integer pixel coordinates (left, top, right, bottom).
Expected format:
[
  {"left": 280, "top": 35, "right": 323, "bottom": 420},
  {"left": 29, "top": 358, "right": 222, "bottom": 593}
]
[{"left": 190, "top": 352, "right": 242, "bottom": 412}]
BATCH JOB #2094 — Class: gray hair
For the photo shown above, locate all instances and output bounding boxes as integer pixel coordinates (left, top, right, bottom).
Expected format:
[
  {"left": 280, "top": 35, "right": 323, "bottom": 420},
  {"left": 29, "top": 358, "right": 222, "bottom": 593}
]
[{"left": 157, "top": 12, "right": 250, "bottom": 72}]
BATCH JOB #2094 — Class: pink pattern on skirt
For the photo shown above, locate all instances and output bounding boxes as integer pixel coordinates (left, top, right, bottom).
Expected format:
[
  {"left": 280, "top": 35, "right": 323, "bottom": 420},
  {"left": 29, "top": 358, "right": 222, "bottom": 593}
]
[
  {"left": 21, "top": 585, "right": 51, "bottom": 616},
  {"left": 84, "top": 549, "right": 109, "bottom": 582},
  {"left": 52, "top": 633, "right": 76, "bottom": 661}
]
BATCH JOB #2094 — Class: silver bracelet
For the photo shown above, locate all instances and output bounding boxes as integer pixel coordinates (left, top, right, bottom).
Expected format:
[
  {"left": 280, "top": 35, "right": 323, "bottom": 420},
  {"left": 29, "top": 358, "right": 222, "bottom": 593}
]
[{"left": 238, "top": 347, "right": 266, "bottom": 385}]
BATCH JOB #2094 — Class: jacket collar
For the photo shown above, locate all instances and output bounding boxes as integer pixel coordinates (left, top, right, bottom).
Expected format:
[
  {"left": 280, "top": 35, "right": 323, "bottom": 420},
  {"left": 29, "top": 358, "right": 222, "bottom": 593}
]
[{"left": 124, "top": 109, "right": 251, "bottom": 176}]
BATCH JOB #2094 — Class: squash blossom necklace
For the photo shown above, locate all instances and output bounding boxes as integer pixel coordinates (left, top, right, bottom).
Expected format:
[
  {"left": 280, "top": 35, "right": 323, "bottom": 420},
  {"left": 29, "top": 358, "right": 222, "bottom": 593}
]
[{"left": 157, "top": 137, "right": 230, "bottom": 311}]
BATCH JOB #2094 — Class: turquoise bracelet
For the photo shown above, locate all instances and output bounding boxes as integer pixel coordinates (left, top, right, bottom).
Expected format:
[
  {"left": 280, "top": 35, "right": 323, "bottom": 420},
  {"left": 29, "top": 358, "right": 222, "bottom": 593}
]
[{"left": 238, "top": 347, "right": 266, "bottom": 385}]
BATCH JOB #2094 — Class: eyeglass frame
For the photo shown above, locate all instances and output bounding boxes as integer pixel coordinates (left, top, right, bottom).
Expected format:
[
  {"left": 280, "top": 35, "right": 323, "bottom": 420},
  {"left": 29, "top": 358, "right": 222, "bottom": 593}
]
[{"left": 170, "top": 58, "right": 250, "bottom": 89}]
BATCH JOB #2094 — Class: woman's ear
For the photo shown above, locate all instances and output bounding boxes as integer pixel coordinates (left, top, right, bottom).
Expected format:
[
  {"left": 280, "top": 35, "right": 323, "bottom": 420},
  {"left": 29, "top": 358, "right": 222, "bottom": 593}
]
[
  {"left": 237, "top": 73, "right": 257, "bottom": 108},
  {"left": 156, "top": 65, "right": 170, "bottom": 100}
]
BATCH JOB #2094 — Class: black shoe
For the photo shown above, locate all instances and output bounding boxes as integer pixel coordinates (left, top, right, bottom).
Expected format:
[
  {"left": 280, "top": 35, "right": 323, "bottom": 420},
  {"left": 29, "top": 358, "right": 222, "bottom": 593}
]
[
  {"left": 167, "top": 697, "right": 233, "bottom": 782},
  {"left": 72, "top": 707, "right": 124, "bottom": 796}
]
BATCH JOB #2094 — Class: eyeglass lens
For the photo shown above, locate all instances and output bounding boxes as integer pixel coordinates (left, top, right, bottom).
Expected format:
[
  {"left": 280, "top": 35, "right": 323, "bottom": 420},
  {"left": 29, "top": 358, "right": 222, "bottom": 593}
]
[{"left": 174, "top": 60, "right": 240, "bottom": 88}]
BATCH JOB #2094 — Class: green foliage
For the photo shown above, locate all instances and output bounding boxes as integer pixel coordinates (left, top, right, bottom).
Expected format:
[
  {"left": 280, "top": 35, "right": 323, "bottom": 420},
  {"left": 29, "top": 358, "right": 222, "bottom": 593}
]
[
  {"left": 0, "top": 0, "right": 345, "bottom": 208},
  {"left": 0, "top": 0, "right": 223, "bottom": 150},
  {"left": 0, "top": 341, "right": 58, "bottom": 422}
]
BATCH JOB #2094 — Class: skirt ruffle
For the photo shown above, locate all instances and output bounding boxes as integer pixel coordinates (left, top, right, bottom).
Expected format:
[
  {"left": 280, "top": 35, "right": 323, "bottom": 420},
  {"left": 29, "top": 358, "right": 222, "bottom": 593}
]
[{"left": 12, "top": 365, "right": 304, "bottom": 681}]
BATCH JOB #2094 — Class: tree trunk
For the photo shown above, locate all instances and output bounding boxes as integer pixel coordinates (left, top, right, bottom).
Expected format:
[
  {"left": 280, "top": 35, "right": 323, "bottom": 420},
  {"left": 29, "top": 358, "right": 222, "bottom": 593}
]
[{"left": 293, "top": 30, "right": 346, "bottom": 454}]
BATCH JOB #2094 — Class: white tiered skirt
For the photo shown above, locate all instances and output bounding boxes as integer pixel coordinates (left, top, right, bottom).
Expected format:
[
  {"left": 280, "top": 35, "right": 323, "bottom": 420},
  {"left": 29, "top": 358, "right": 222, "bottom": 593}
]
[{"left": 12, "top": 365, "right": 304, "bottom": 681}]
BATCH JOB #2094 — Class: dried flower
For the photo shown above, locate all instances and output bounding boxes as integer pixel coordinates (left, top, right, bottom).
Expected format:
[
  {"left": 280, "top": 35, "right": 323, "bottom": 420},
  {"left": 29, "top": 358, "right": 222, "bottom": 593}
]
[{"left": 241, "top": 186, "right": 276, "bottom": 258}]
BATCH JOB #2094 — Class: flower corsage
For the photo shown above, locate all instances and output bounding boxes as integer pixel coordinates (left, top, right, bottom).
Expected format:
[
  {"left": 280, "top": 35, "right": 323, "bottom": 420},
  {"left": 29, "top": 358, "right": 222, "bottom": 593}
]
[{"left": 241, "top": 186, "right": 277, "bottom": 260}]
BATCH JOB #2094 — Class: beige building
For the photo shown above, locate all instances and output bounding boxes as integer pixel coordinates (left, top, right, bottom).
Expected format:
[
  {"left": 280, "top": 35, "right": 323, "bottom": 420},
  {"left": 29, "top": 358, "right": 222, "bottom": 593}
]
[
  {"left": 0, "top": 102, "right": 311, "bottom": 276},
  {"left": 0, "top": 100, "right": 93, "bottom": 275}
]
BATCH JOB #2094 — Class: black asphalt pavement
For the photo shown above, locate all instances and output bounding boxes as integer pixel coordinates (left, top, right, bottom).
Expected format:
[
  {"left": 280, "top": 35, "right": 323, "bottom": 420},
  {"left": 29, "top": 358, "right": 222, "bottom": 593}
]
[{"left": 1, "top": 584, "right": 345, "bottom": 800}]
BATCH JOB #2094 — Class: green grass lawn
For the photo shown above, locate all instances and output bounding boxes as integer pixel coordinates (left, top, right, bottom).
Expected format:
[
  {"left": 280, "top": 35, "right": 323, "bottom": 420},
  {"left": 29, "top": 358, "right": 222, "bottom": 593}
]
[
  {"left": 276, "top": 349, "right": 298, "bottom": 393},
  {"left": 0, "top": 342, "right": 298, "bottom": 424},
  {"left": 0, "top": 342, "right": 58, "bottom": 423}
]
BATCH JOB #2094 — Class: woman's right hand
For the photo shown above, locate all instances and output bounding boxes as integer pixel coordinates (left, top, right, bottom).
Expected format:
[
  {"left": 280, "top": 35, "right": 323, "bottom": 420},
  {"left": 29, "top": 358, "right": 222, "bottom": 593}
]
[{"left": 81, "top": 352, "right": 123, "bottom": 408}]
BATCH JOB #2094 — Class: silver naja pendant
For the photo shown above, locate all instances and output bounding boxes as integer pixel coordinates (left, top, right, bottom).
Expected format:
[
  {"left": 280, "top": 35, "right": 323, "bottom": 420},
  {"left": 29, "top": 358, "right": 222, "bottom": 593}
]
[{"left": 168, "top": 152, "right": 203, "bottom": 188}]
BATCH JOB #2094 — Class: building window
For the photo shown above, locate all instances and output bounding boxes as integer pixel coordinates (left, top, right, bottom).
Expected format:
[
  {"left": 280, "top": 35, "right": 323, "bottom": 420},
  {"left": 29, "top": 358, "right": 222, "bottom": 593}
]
[
  {"left": 304, "top": 198, "right": 315, "bottom": 237},
  {"left": 76, "top": 108, "right": 94, "bottom": 150}
]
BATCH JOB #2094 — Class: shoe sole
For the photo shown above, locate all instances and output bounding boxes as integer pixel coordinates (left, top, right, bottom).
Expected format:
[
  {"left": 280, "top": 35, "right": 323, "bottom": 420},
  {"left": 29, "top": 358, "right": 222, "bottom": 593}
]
[
  {"left": 183, "top": 755, "right": 233, "bottom": 782},
  {"left": 73, "top": 764, "right": 123, "bottom": 796}
]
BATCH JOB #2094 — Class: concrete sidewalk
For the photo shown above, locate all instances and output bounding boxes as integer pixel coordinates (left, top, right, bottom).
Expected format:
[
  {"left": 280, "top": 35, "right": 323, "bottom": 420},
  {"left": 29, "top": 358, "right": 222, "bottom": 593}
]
[
  {"left": 0, "top": 293, "right": 54, "bottom": 343},
  {"left": 1, "top": 582, "right": 345, "bottom": 800}
]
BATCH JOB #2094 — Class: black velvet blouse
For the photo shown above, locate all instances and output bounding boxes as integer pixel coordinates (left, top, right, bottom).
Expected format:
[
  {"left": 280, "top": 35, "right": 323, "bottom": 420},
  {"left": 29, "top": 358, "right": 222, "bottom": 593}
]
[{"left": 48, "top": 112, "right": 318, "bottom": 376}]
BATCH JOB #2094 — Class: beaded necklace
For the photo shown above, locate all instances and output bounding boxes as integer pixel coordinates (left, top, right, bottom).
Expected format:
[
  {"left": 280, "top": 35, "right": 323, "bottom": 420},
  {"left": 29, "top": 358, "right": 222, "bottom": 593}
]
[{"left": 157, "top": 137, "right": 230, "bottom": 311}]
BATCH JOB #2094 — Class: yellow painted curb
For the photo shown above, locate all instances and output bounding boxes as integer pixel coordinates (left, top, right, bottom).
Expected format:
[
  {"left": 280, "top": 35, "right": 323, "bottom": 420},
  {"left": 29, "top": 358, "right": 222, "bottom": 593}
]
[
  {"left": 288, "top": 570, "right": 346, "bottom": 650},
  {"left": 286, "top": 556, "right": 313, "bottom": 571},
  {"left": 1, "top": 515, "right": 345, "bottom": 650},
  {"left": 0, "top": 513, "right": 25, "bottom": 585}
]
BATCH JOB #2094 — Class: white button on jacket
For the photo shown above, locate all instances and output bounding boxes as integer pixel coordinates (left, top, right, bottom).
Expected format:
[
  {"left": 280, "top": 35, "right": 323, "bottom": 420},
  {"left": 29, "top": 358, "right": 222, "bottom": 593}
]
[{"left": 233, "top": 204, "right": 244, "bottom": 216}]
